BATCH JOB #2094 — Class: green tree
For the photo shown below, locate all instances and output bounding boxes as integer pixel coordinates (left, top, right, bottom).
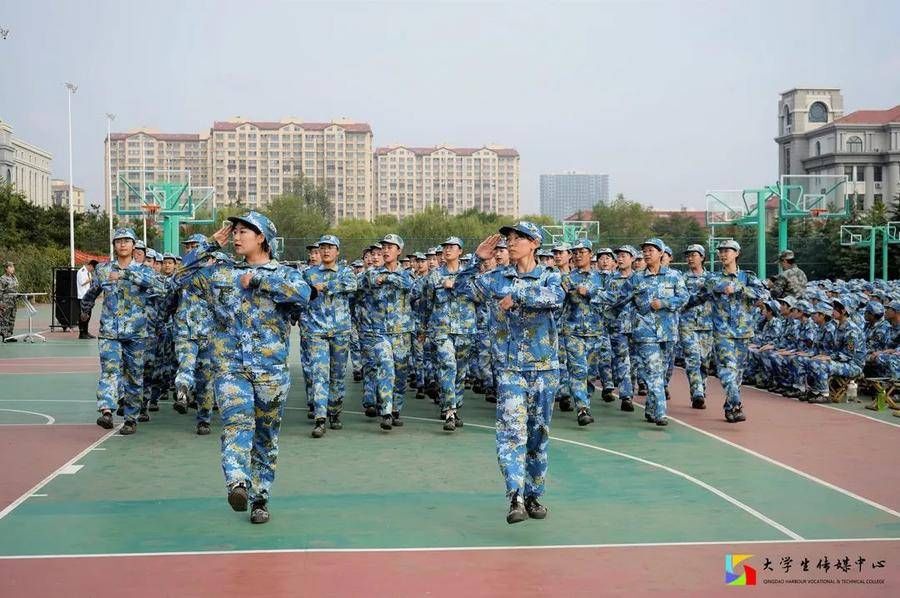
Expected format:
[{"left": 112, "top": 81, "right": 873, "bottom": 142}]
[{"left": 590, "top": 193, "right": 656, "bottom": 246}]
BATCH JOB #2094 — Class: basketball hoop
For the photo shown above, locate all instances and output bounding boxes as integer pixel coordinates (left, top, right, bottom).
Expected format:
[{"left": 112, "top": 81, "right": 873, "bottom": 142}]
[{"left": 141, "top": 203, "right": 161, "bottom": 221}]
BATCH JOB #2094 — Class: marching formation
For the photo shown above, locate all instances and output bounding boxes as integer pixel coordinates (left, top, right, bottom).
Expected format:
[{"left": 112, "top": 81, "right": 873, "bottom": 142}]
[{"left": 76, "top": 213, "right": 900, "bottom": 526}]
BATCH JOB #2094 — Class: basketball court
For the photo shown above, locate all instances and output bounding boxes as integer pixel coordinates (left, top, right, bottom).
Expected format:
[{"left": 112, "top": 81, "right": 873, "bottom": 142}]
[{"left": 0, "top": 306, "right": 898, "bottom": 596}]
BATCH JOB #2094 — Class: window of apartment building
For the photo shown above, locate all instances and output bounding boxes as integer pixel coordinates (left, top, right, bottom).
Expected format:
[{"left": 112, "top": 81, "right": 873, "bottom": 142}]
[
  {"left": 815, "top": 141, "right": 821, "bottom": 156},
  {"left": 847, "top": 136, "right": 863, "bottom": 153},
  {"left": 874, "top": 166, "right": 882, "bottom": 182}
]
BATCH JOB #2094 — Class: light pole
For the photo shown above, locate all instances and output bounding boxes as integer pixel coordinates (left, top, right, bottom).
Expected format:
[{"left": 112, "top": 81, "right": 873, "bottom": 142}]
[
  {"left": 105, "top": 113, "right": 116, "bottom": 256},
  {"left": 65, "top": 82, "right": 77, "bottom": 268}
]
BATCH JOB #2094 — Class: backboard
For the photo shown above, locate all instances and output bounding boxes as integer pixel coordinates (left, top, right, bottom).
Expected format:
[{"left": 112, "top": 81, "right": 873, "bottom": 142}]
[
  {"left": 705, "top": 189, "right": 760, "bottom": 226},
  {"left": 779, "top": 174, "right": 849, "bottom": 218},
  {"left": 839, "top": 224, "right": 875, "bottom": 247}
]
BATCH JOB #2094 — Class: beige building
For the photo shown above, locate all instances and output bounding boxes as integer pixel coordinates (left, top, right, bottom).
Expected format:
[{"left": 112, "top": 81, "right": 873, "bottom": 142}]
[
  {"left": 0, "top": 119, "right": 53, "bottom": 209},
  {"left": 51, "top": 179, "right": 86, "bottom": 213},
  {"left": 105, "top": 129, "right": 210, "bottom": 212},
  {"left": 209, "top": 118, "right": 374, "bottom": 221},
  {"left": 776, "top": 88, "right": 900, "bottom": 211},
  {"left": 374, "top": 145, "right": 520, "bottom": 219}
]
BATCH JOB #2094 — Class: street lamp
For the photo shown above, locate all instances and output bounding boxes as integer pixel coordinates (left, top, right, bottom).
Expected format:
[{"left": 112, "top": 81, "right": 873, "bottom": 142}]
[
  {"left": 65, "top": 82, "right": 77, "bottom": 268},
  {"left": 105, "top": 112, "right": 116, "bottom": 256}
]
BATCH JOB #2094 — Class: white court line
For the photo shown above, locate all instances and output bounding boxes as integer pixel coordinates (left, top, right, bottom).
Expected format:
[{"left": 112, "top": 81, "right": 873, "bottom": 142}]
[
  {"left": 30, "top": 494, "right": 47, "bottom": 498},
  {"left": 0, "top": 408, "right": 55, "bottom": 425},
  {"left": 631, "top": 398, "right": 900, "bottom": 520},
  {"left": 59, "top": 465, "right": 83, "bottom": 475},
  {"left": 297, "top": 408, "right": 804, "bottom": 541},
  {"left": 1, "top": 536, "right": 898, "bottom": 561},
  {"left": 0, "top": 426, "right": 120, "bottom": 521}
]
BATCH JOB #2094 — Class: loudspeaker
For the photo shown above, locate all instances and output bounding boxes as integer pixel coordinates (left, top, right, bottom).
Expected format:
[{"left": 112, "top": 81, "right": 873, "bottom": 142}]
[{"left": 52, "top": 267, "right": 80, "bottom": 330}]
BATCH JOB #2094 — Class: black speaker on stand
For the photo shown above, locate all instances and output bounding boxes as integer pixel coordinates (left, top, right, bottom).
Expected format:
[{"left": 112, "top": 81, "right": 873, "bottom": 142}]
[{"left": 51, "top": 267, "right": 80, "bottom": 332}]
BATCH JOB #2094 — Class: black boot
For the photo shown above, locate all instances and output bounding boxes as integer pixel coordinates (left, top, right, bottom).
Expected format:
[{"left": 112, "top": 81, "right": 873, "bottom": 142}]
[{"left": 506, "top": 492, "right": 527, "bottom": 524}]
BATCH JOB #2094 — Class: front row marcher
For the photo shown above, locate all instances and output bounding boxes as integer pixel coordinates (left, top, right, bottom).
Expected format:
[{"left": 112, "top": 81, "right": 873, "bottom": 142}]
[
  {"left": 467, "top": 222, "right": 564, "bottom": 524},
  {"left": 177, "top": 212, "right": 315, "bottom": 524}
]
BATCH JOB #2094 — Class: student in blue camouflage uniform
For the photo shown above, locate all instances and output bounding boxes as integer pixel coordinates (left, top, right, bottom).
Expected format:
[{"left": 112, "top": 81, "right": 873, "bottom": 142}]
[
  {"left": 300, "top": 242, "right": 321, "bottom": 417},
  {"left": 550, "top": 243, "right": 573, "bottom": 411},
  {"left": 421, "top": 236, "right": 477, "bottom": 431},
  {"left": 357, "top": 244, "right": 384, "bottom": 415},
  {"left": 619, "top": 238, "right": 688, "bottom": 426},
  {"left": 156, "top": 253, "right": 179, "bottom": 412},
  {"left": 82, "top": 228, "right": 163, "bottom": 435},
  {"left": 769, "top": 300, "right": 815, "bottom": 398},
  {"left": 593, "top": 247, "right": 617, "bottom": 401},
  {"left": 172, "top": 234, "right": 218, "bottom": 434},
  {"left": 358, "top": 234, "right": 414, "bottom": 430},
  {"left": 864, "top": 301, "right": 893, "bottom": 377},
  {"left": 409, "top": 252, "right": 430, "bottom": 400},
  {"left": 870, "top": 300, "right": 900, "bottom": 379},
  {"left": 177, "top": 212, "right": 314, "bottom": 524},
  {"left": 746, "top": 300, "right": 784, "bottom": 389},
  {"left": 301, "top": 234, "right": 358, "bottom": 438},
  {"left": 702, "top": 240, "right": 768, "bottom": 421},
  {"left": 806, "top": 297, "right": 866, "bottom": 403},
  {"left": 349, "top": 258, "right": 365, "bottom": 382},
  {"left": 561, "top": 239, "right": 603, "bottom": 426},
  {"left": 464, "top": 222, "right": 564, "bottom": 524},
  {"left": 604, "top": 245, "right": 641, "bottom": 412},
  {"left": 472, "top": 252, "right": 498, "bottom": 402},
  {"left": 680, "top": 244, "right": 714, "bottom": 409}
]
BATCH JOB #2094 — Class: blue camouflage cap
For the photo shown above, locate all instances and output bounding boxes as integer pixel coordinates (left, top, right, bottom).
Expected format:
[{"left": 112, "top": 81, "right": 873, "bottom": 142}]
[
  {"left": 865, "top": 301, "right": 885, "bottom": 317},
  {"left": 152, "top": 250, "right": 164, "bottom": 262},
  {"left": 462, "top": 253, "right": 472, "bottom": 261},
  {"left": 662, "top": 245, "right": 673, "bottom": 257},
  {"left": 368, "top": 242, "right": 383, "bottom": 251},
  {"left": 717, "top": 239, "right": 741, "bottom": 252},
  {"left": 441, "top": 236, "right": 463, "bottom": 248},
  {"left": 182, "top": 233, "right": 206, "bottom": 245},
  {"left": 640, "top": 238, "right": 665, "bottom": 251},
  {"left": 537, "top": 247, "right": 554, "bottom": 257},
  {"left": 134, "top": 240, "right": 147, "bottom": 251},
  {"left": 794, "top": 300, "right": 813, "bottom": 314},
  {"left": 570, "top": 239, "right": 592, "bottom": 251},
  {"left": 778, "top": 296, "right": 796, "bottom": 309},
  {"left": 684, "top": 243, "right": 706, "bottom": 257},
  {"left": 425, "top": 247, "right": 437, "bottom": 256},
  {"left": 381, "top": 234, "right": 404, "bottom": 250},
  {"left": 495, "top": 237, "right": 508, "bottom": 249},
  {"left": 351, "top": 259, "right": 364, "bottom": 267},
  {"left": 814, "top": 302, "right": 834, "bottom": 317},
  {"left": 144, "top": 248, "right": 158, "bottom": 260},
  {"left": 317, "top": 234, "right": 340, "bottom": 248},
  {"left": 414, "top": 252, "right": 427, "bottom": 260},
  {"left": 595, "top": 246, "right": 614, "bottom": 257},
  {"left": 888, "top": 300, "right": 900, "bottom": 313},
  {"left": 112, "top": 227, "right": 137, "bottom": 242},
  {"left": 765, "top": 299, "right": 782, "bottom": 314},
  {"left": 500, "top": 221, "right": 543, "bottom": 243},
  {"left": 552, "top": 242, "right": 573, "bottom": 252},
  {"left": 228, "top": 211, "right": 278, "bottom": 249},
  {"left": 162, "top": 252, "right": 177, "bottom": 261},
  {"left": 615, "top": 244, "right": 639, "bottom": 258}
]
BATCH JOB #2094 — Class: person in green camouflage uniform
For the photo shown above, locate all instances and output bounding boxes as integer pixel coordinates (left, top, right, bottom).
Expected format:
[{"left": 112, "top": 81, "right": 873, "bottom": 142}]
[{"left": 0, "top": 262, "right": 19, "bottom": 341}]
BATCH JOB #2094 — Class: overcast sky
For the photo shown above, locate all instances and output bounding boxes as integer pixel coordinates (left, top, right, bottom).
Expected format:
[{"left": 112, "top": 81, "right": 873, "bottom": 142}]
[{"left": 3, "top": 0, "right": 899, "bottom": 216}]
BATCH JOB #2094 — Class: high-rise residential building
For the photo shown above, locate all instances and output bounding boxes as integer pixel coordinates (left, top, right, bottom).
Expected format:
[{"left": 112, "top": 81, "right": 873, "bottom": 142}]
[
  {"left": 105, "top": 118, "right": 374, "bottom": 222},
  {"left": 209, "top": 118, "right": 373, "bottom": 221},
  {"left": 51, "top": 179, "right": 86, "bottom": 213},
  {"left": 775, "top": 88, "right": 900, "bottom": 211},
  {"left": 374, "top": 145, "right": 520, "bottom": 218},
  {"left": 0, "top": 119, "right": 53, "bottom": 209},
  {"left": 539, "top": 171, "right": 610, "bottom": 221}
]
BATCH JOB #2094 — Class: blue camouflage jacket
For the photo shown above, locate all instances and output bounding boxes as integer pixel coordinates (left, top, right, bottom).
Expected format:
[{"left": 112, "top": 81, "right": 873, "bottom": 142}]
[
  {"left": 177, "top": 240, "right": 314, "bottom": 372},
  {"left": 681, "top": 270, "right": 713, "bottom": 332},
  {"left": 621, "top": 265, "right": 688, "bottom": 343},
  {"left": 358, "top": 266, "right": 414, "bottom": 334},
  {"left": 464, "top": 260, "right": 564, "bottom": 372},
  {"left": 81, "top": 259, "right": 164, "bottom": 340},
  {"left": 600, "top": 271, "right": 641, "bottom": 335},
  {"left": 422, "top": 264, "right": 478, "bottom": 336},
  {"left": 702, "top": 269, "right": 769, "bottom": 339},
  {"left": 301, "top": 264, "right": 358, "bottom": 336},
  {"left": 755, "top": 315, "right": 784, "bottom": 345},
  {"left": 833, "top": 319, "right": 866, "bottom": 366},
  {"left": 561, "top": 268, "right": 604, "bottom": 336}
]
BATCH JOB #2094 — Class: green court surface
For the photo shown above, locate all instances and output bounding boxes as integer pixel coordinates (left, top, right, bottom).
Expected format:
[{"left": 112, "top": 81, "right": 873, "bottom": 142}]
[{"left": 1, "top": 329, "right": 899, "bottom": 559}]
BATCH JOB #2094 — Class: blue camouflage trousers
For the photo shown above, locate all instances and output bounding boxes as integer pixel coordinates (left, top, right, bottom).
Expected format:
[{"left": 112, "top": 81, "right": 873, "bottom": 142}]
[
  {"left": 156, "top": 325, "right": 176, "bottom": 395},
  {"left": 566, "top": 334, "right": 601, "bottom": 410},
  {"left": 595, "top": 333, "right": 614, "bottom": 390},
  {"left": 436, "top": 334, "right": 472, "bottom": 412},
  {"left": 476, "top": 330, "right": 495, "bottom": 390},
  {"left": 308, "top": 333, "right": 350, "bottom": 419},
  {"left": 97, "top": 337, "right": 145, "bottom": 421},
  {"left": 410, "top": 331, "right": 425, "bottom": 389},
  {"left": 681, "top": 328, "right": 713, "bottom": 400},
  {"left": 769, "top": 352, "right": 809, "bottom": 391},
  {"left": 610, "top": 333, "right": 633, "bottom": 399},
  {"left": 349, "top": 325, "right": 362, "bottom": 374},
  {"left": 715, "top": 337, "right": 749, "bottom": 410},
  {"left": 142, "top": 332, "right": 159, "bottom": 406},
  {"left": 634, "top": 341, "right": 672, "bottom": 420},
  {"left": 556, "top": 334, "right": 570, "bottom": 399},
  {"left": 215, "top": 367, "right": 290, "bottom": 504},
  {"left": 363, "top": 332, "right": 411, "bottom": 416},
  {"left": 806, "top": 358, "right": 862, "bottom": 394},
  {"left": 299, "top": 334, "right": 314, "bottom": 410},
  {"left": 872, "top": 353, "right": 900, "bottom": 379},
  {"left": 496, "top": 368, "right": 559, "bottom": 499},
  {"left": 174, "top": 336, "right": 215, "bottom": 423}
]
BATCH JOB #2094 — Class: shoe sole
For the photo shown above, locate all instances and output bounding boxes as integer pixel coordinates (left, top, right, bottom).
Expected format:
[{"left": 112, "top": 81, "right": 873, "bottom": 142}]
[
  {"left": 527, "top": 510, "right": 548, "bottom": 520},
  {"left": 228, "top": 488, "right": 249, "bottom": 512},
  {"left": 197, "top": 428, "right": 210, "bottom": 436},
  {"left": 120, "top": 426, "right": 136, "bottom": 435},
  {"left": 173, "top": 403, "right": 187, "bottom": 414},
  {"left": 506, "top": 513, "right": 527, "bottom": 524},
  {"left": 96, "top": 418, "right": 113, "bottom": 429}
]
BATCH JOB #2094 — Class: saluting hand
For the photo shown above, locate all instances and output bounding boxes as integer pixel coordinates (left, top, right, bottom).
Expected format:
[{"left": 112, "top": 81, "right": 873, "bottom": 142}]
[
  {"left": 475, "top": 234, "right": 502, "bottom": 260},
  {"left": 212, "top": 223, "right": 232, "bottom": 247}
]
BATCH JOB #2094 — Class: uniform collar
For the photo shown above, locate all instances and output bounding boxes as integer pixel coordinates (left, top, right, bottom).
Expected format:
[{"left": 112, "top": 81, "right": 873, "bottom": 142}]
[
  {"left": 503, "top": 264, "right": 544, "bottom": 280},
  {"left": 318, "top": 263, "right": 339, "bottom": 272}
]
